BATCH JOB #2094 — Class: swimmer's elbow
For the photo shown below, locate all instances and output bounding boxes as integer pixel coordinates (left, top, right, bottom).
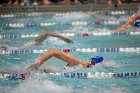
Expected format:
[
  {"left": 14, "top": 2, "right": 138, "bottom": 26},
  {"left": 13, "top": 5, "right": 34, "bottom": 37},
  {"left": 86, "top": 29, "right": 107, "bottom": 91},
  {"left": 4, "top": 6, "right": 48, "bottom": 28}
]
[{"left": 45, "top": 31, "right": 56, "bottom": 35}]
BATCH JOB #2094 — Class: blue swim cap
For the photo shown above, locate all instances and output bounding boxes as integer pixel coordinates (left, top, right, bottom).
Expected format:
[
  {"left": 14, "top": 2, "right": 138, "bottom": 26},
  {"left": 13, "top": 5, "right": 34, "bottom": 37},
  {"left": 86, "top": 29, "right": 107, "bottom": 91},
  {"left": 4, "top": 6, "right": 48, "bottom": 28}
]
[
  {"left": 133, "top": 20, "right": 140, "bottom": 27},
  {"left": 90, "top": 56, "right": 103, "bottom": 65}
]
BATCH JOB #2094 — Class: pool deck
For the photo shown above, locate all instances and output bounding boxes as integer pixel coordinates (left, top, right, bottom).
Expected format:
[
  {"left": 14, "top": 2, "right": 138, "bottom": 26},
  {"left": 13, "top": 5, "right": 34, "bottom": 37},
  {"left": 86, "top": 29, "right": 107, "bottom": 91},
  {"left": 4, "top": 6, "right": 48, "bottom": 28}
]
[{"left": 0, "top": 3, "right": 139, "bottom": 13}]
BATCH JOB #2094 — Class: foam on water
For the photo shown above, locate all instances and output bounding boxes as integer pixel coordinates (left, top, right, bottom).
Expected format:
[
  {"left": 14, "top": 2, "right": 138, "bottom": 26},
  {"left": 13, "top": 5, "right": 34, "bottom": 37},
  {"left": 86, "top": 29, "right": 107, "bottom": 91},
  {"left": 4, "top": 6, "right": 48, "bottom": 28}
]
[
  {"left": 102, "top": 60, "right": 121, "bottom": 68},
  {"left": 68, "top": 26, "right": 89, "bottom": 33},
  {"left": 90, "top": 12, "right": 117, "bottom": 21},
  {"left": 16, "top": 79, "right": 72, "bottom": 93},
  {"left": 0, "top": 81, "right": 132, "bottom": 93},
  {"left": 118, "top": 16, "right": 129, "bottom": 21},
  {"left": 4, "top": 78, "right": 73, "bottom": 93},
  {"left": 75, "top": 86, "right": 132, "bottom": 93},
  {"left": 0, "top": 72, "right": 133, "bottom": 93},
  {"left": 0, "top": 60, "right": 135, "bottom": 93},
  {"left": 54, "top": 12, "right": 90, "bottom": 20},
  {"left": 44, "top": 37, "right": 67, "bottom": 45},
  {"left": 94, "top": 28, "right": 110, "bottom": 32}
]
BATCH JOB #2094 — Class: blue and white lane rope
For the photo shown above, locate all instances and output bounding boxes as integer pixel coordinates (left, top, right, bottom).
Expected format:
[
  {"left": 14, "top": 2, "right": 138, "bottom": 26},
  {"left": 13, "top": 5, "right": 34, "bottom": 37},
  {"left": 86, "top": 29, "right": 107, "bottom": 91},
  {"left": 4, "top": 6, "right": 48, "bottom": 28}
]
[
  {"left": 0, "top": 71, "right": 140, "bottom": 80},
  {"left": 0, "top": 47, "right": 140, "bottom": 54},
  {"left": 0, "top": 10, "right": 137, "bottom": 18},
  {"left": 0, "top": 20, "right": 126, "bottom": 28},
  {"left": 0, "top": 12, "right": 53, "bottom": 18},
  {"left": 1, "top": 32, "right": 140, "bottom": 39},
  {"left": 97, "top": 10, "right": 137, "bottom": 15}
]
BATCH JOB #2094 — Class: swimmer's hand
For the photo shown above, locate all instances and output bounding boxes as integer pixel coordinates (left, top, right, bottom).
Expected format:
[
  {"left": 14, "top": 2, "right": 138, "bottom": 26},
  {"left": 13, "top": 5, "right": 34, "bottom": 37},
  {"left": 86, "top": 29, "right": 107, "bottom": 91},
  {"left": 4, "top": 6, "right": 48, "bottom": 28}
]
[
  {"left": 63, "top": 37, "right": 74, "bottom": 44},
  {"left": 28, "top": 63, "right": 39, "bottom": 70}
]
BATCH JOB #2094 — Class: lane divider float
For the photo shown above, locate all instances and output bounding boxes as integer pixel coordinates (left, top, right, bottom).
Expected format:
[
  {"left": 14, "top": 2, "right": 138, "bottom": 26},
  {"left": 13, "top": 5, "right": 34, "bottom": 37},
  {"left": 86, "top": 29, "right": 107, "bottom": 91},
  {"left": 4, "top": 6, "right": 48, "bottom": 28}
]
[
  {"left": 0, "top": 71, "right": 139, "bottom": 80},
  {"left": 0, "top": 20, "right": 126, "bottom": 28},
  {"left": 0, "top": 10, "right": 137, "bottom": 18},
  {"left": 0, "top": 47, "right": 140, "bottom": 54},
  {"left": 1, "top": 32, "right": 140, "bottom": 39}
]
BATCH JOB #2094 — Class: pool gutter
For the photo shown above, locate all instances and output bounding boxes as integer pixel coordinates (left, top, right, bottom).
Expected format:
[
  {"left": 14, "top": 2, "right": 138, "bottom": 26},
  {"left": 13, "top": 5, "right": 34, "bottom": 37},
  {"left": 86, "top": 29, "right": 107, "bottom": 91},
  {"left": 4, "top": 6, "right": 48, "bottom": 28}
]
[{"left": 0, "top": 3, "right": 139, "bottom": 13}]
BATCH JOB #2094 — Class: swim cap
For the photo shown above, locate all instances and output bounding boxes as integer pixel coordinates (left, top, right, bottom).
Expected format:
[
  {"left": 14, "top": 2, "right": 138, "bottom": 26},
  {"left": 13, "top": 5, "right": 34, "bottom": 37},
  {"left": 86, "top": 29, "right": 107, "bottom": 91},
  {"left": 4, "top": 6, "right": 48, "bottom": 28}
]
[
  {"left": 133, "top": 20, "right": 140, "bottom": 27},
  {"left": 90, "top": 56, "right": 103, "bottom": 65}
]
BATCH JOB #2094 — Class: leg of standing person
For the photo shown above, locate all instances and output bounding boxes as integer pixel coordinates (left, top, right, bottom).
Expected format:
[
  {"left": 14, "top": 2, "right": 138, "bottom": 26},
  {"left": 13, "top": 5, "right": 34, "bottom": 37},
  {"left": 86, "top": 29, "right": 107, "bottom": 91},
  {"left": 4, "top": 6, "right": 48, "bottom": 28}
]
[
  {"left": 74, "top": 0, "right": 80, "bottom": 4},
  {"left": 60, "top": 0, "right": 70, "bottom": 4},
  {"left": 117, "top": 0, "right": 122, "bottom": 4},
  {"left": 32, "top": 0, "right": 39, "bottom": 5},
  {"left": 7, "top": 0, "right": 12, "bottom": 5},
  {"left": 43, "top": 0, "right": 51, "bottom": 5},
  {"left": 13, "top": 0, "right": 20, "bottom": 5},
  {"left": 108, "top": 0, "right": 112, "bottom": 5}
]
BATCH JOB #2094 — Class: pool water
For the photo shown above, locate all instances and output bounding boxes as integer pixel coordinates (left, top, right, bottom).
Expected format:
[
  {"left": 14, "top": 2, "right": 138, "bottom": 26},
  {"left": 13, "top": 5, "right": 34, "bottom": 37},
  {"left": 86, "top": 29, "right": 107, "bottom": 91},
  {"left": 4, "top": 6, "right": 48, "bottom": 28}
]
[{"left": 0, "top": 11, "right": 140, "bottom": 93}]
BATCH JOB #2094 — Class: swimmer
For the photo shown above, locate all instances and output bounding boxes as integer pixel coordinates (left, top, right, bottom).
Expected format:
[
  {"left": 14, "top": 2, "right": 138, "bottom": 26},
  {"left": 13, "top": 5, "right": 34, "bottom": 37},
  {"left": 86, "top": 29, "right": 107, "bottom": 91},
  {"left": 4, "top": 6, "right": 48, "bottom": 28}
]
[
  {"left": 0, "top": 31, "right": 74, "bottom": 52},
  {"left": 28, "top": 49, "right": 103, "bottom": 70},
  {"left": 115, "top": 13, "right": 140, "bottom": 32}
]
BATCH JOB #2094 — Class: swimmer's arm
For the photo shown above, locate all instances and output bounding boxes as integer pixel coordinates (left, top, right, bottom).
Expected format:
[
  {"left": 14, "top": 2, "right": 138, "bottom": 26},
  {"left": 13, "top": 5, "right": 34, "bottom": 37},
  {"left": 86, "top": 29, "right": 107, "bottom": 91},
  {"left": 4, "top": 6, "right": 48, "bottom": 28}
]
[
  {"left": 115, "top": 23, "right": 132, "bottom": 32},
  {"left": 34, "top": 31, "right": 74, "bottom": 43},
  {"left": 115, "top": 14, "right": 140, "bottom": 32},
  {"left": 115, "top": 15, "right": 134, "bottom": 32}
]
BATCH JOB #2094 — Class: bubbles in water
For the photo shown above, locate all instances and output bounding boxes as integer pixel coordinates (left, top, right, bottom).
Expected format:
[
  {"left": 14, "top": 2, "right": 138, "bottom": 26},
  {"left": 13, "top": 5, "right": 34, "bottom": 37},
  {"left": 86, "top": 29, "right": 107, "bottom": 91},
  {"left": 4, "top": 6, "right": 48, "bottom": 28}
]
[
  {"left": 0, "top": 65, "right": 27, "bottom": 74},
  {"left": 102, "top": 60, "right": 121, "bottom": 68},
  {"left": 11, "top": 78, "right": 73, "bottom": 93},
  {"left": 90, "top": 12, "right": 117, "bottom": 21},
  {"left": 118, "top": 16, "right": 129, "bottom": 21},
  {"left": 54, "top": 12, "right": 90, "bottom": 20},
  {"left": 75, "top": 86, "right": 132, "bottom": 93},
  {"left": 100, "top": 86, "right": 132, "bottom": 93},
  {"left": 94, "top": 28, "right": 110, "bottom": 32},
  {"left": 44, "top": 37, "right": 67, "bottom": 45}
]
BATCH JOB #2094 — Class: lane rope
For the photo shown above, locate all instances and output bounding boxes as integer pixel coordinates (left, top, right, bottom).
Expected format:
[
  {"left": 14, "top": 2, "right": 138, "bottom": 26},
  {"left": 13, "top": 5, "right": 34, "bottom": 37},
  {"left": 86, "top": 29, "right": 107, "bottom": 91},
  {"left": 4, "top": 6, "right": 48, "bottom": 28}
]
[
  {"left": 0, "top": 71, "right": 139, "bottom": 80},
  {"left": 0, "top": 20, "right": 127, "bottom": 28},
  {"left": 0, "top": 10, "right": 137, "bottom": 18},
  {"left": 0, "top": 47, "right": 140, "bottom": 54},
  {"left": 1, "top": 32, "right": 140, "bottom": 39}
]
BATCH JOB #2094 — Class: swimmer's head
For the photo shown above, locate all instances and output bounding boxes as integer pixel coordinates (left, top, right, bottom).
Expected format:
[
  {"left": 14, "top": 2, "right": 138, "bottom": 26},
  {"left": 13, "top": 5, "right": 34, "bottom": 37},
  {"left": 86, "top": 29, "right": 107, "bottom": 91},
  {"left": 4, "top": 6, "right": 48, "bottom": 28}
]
[
  {"left": 133, "top": 20, "right": 140, "bottom": 28},
  {"left": 86, "top": 56, "right": 103, "bottom": 68},
  {"left": 0, "top": 46, "right": 8, "bottom": 51},
  {"left": 90, "top": 56, "right": 103, "bottom": 64},
  {"left": 0, "top": 44, "right": 9, "bottom": 51}
]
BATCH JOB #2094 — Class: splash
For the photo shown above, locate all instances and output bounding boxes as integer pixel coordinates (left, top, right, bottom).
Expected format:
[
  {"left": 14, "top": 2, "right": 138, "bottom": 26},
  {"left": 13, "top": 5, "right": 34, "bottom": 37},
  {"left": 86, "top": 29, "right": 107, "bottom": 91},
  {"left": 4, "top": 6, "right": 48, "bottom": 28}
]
[
  {"left": 44, "top": 37, "right": 67, "bottom": 45},
  {"left": 89, "top": 12, "right": 117, "bottom": 21},
  {"left": 118, "top": 16, "right": 129, "bottom": 21},
  {"left": 75, "top": 86, "right": 132, "bottom": 93},
  {"left": 94, "top": 28, "right": 110, "bottom": 32},
  {"left": 54, "top": 12, "right": 90, "bottom": 20},
  {"left": 0, "top": 83, "right": 133, "bottom": 93},
  {"left": 11, "top": 78, "right": 73, "bottom": 93},
  {"left": 102, "top": 60, "right": 121, "bottom": 68},
  {"left": 99, "top": 86, "right": 132, "bottom": 93}
]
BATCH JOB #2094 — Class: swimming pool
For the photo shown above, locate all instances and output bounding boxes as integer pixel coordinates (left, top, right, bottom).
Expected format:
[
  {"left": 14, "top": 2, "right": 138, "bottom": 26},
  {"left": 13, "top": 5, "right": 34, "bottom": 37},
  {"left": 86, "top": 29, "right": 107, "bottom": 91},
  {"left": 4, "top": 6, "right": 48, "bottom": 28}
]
[{"left": 0, "top": 11, "right": 140, "bottom": 93}]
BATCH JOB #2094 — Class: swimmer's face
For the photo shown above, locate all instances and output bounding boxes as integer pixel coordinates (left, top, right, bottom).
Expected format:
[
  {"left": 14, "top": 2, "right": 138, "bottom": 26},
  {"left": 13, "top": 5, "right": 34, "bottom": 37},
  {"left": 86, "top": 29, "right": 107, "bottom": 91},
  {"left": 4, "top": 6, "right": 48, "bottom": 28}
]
[
  {"left": 0, "top": 47, "right": 8, "bottom": 51},
  {"left": 86, "top": 60, "right": 95, "bottom": 68}
]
